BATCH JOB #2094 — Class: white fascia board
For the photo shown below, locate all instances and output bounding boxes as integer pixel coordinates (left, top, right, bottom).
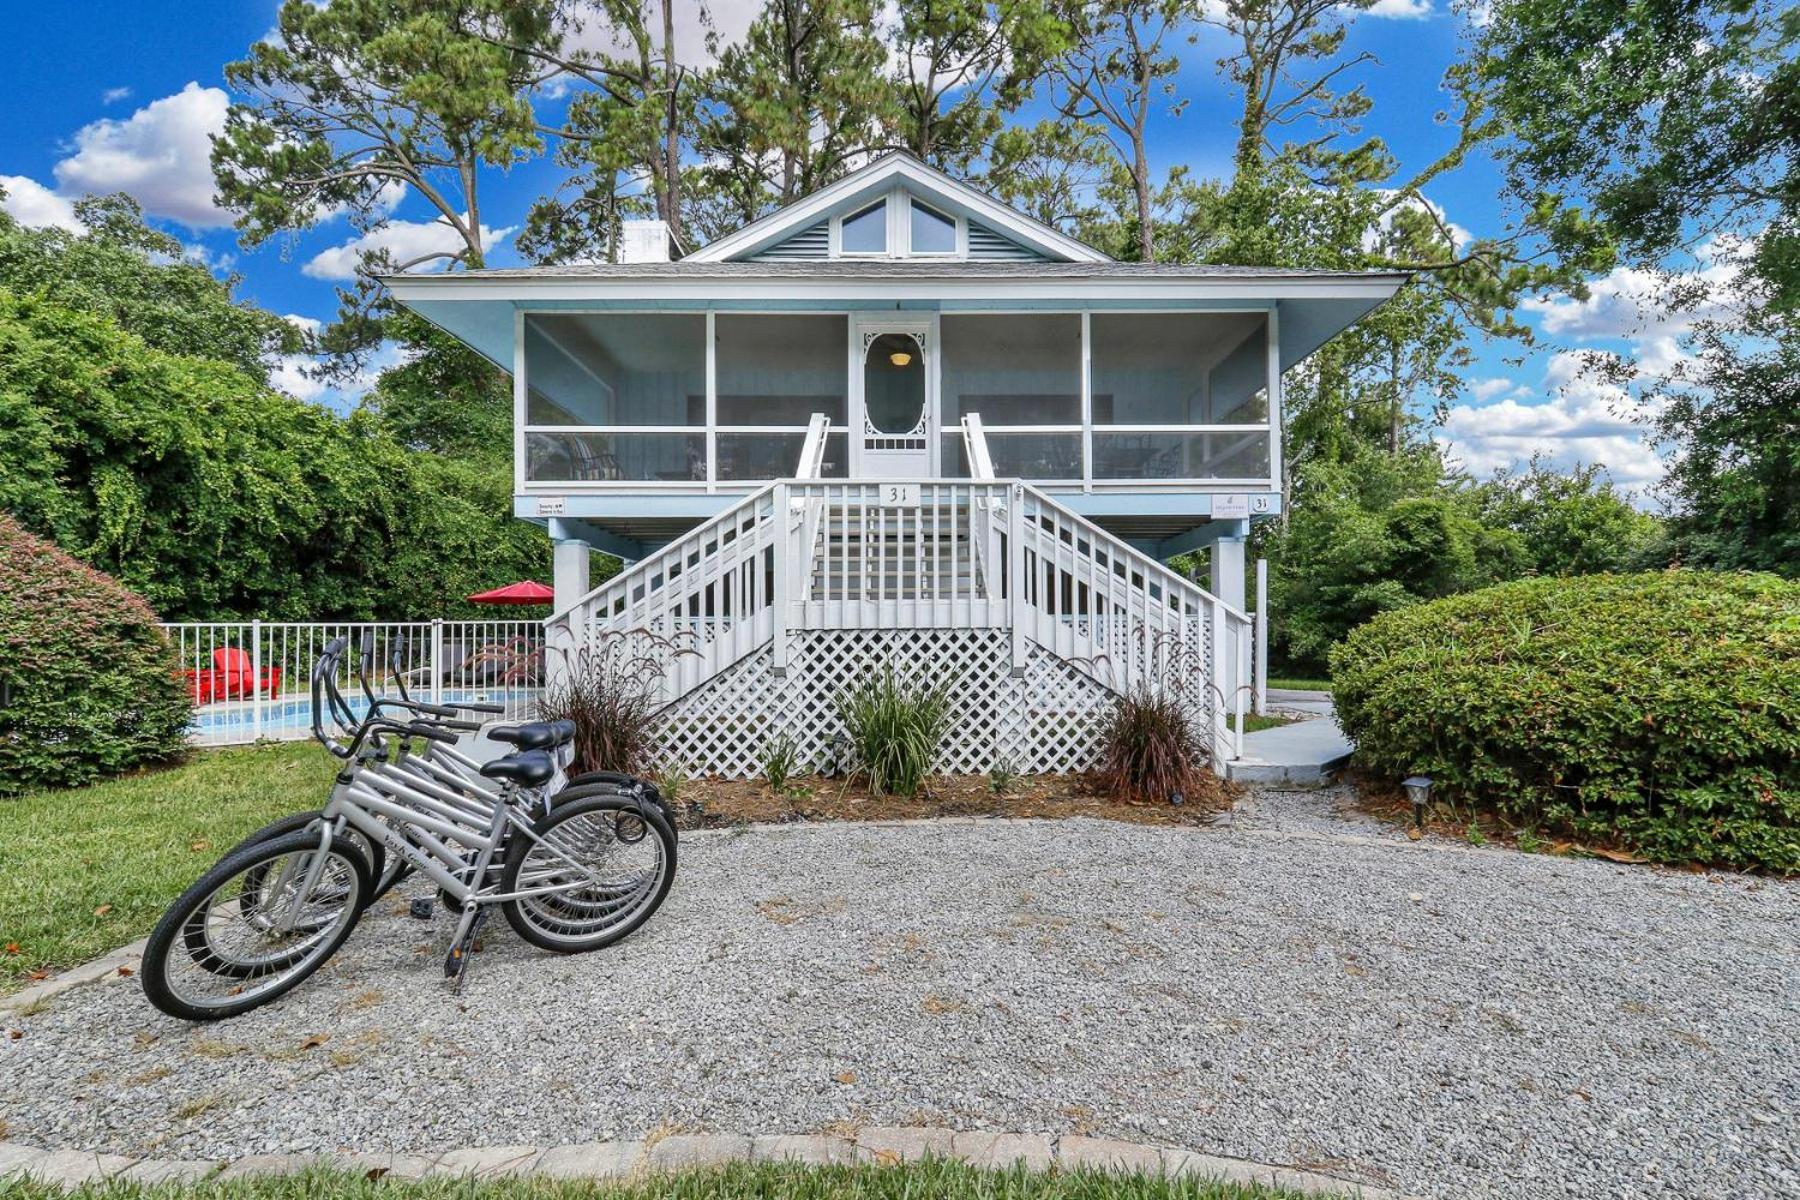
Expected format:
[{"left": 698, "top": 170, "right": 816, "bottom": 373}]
[
  {"left": 683, "top": 156, "right": 1109, "bottom": 264},
  {"left": 388, "top": 275, "right": 1403, "bottom": 305}
]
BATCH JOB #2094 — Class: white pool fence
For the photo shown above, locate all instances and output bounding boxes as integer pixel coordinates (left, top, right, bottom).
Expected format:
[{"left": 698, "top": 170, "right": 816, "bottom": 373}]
[{"left": 159, "top": 620, "right": 545, "bottom": 746}]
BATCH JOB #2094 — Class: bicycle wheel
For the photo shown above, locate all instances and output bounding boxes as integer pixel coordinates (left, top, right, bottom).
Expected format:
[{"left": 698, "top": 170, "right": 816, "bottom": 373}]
[
  {"left": 499, "top": 794, "right": 676, "bottom": 954},
  {"left": 143, "top": 830, "right": 370, "bottom": 1021},
  {"left": 224, "top": 811, "right": 389, "bottom": 912}
]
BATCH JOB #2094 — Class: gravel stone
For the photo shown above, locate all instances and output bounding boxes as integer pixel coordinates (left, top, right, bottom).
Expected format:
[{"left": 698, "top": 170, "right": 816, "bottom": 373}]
[{"left": 2, "top": 796, "right": 1795, "bottom": 1200}]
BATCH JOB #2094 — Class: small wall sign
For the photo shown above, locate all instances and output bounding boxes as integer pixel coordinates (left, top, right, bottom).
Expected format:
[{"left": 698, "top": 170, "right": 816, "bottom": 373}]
[
  {"left": 536, "top": 496, "right": 566, "bottom": 517},
  {"left": 877, "top": 483, "right": 922, "bottom": 507},
  {"left": 1212, "top": 494, "right": 1249, "bottom": 519}
]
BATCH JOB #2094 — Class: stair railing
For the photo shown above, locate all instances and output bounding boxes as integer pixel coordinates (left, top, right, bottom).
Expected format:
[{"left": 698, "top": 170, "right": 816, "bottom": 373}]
[
  {"left": 1010, "top": 484, "right": 1252, "bottom": 763},
  {"left": 795, "top": 412, "right": 832, "bottom": 479},
  {"left": 545, "top": 482, "right": 784, "bottom": 702}
]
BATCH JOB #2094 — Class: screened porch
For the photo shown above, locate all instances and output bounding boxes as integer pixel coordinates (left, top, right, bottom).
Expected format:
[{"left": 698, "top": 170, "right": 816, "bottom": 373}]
[{"left": 517, "top": 309, "right": 1277, "bottom": 491}]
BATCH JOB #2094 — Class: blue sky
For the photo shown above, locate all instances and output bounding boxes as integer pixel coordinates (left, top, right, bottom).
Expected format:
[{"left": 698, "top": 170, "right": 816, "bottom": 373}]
[{"left": 0, "top": 0, "right": 1688, "bottom": 500}]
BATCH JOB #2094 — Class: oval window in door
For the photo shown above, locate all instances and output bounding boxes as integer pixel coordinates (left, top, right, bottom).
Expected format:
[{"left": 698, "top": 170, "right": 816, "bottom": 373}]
[{"left": 864, "top": 333, "right": 925, "bottom": 435}]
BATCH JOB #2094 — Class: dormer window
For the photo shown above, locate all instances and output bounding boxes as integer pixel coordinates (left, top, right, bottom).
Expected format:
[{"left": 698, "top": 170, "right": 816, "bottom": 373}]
[
  {"left": 909, "top": 199, "right": 957, "bottom": 255},
  {"left": 840, "top": 200, "right": 887, "bottom": 255}
]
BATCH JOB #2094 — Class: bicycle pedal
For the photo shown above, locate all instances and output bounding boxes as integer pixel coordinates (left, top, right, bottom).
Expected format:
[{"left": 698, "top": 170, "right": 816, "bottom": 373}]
[{"left": 408, "top": 898, "right": 434, "bottom": 921}]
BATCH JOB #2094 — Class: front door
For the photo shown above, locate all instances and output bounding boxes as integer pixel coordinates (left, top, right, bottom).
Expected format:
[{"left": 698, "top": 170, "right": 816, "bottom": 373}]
[{"left": 853, "top": 321, "right": 933, "bottom": 477}]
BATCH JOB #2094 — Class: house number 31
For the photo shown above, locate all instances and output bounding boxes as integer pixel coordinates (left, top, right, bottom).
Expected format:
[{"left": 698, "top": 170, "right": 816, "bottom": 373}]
[{"left": 880, "top": 483, "right": 921, "bottom": 507}]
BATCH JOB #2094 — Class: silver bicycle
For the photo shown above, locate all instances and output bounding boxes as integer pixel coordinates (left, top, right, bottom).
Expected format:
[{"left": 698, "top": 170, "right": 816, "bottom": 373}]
[{"left": 141, "top": 637, "right": 677, "bottom": 1021}]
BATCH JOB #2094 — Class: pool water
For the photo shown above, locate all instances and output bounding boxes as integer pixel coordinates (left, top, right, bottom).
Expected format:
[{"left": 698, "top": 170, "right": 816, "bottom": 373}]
[{"left": 188, "top": 688, "right": 539, "bottom": 745}]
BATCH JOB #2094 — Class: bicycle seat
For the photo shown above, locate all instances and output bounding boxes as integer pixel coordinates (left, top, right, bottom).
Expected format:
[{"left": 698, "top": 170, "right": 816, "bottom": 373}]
[
  {"left": 485, "top": 720, "right": 576, "bottom": 750},
  {"left": 479, "top": 749, "right": 556, "bottom": 788}
]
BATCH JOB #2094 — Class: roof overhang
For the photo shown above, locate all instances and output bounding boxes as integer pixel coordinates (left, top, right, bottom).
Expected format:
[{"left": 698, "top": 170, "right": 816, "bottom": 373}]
[
  {"left": 386, "top": 268, "right": 1407, "bottom": 377},
  {"left": 683, "top": 153, "right": 1110, "bottom": 264}
]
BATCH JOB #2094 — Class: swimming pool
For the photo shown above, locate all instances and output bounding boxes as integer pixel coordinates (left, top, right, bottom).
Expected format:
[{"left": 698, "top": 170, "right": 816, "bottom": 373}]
[{"left": 187, "top": 688, "right": 541, "bottom": 745}]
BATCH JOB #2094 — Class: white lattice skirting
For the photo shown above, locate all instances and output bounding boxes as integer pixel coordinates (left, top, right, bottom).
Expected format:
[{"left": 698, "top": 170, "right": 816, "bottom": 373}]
[{"left": 654, "top": 628, "right": 1116, "bottom": 779}]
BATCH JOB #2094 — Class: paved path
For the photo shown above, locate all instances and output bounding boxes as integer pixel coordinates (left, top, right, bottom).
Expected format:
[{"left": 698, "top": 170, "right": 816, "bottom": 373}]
[
  {"left": 2, "top": 797, "right": 1795, "bottom": 1200},
  {"left": 1231, "top": 692, "right": 1353, "bottom": 786}
]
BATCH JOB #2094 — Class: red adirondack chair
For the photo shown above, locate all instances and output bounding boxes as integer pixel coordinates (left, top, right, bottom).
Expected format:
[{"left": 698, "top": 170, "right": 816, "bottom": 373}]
[{"left": 185, "top": 647, "right": 282, "bottom": 703}]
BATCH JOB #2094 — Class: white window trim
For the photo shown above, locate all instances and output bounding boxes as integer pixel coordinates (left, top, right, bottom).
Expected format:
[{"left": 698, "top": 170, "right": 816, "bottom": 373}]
[
  {"left": 834, "top": 197, "right": 890, "bottom": 258},
  {"left": 829, "top": 187, "right": 969, "bottom": 260},
  {"left": 906, "top": 196, "right": 963, "bottom": 259}
]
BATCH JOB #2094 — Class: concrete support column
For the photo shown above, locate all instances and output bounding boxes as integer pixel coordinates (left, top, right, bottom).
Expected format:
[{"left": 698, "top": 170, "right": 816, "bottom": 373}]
[
  {"left": 549, "top": 518, "right": 591, "bottom": 612},
  {"left": 547, "top": 519, "right": 591, "bottom": 688},
  {"left": 1208, "top": 523, "right": 1248, "bottom": 613}
]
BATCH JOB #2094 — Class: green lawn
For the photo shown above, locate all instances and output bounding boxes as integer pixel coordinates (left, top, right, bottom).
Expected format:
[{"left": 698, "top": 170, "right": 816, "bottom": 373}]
[
  {"left": 1239, "top": 714, "right": 1296, "bottom": 734},
  {"left": 0, "top": 741, "right": 335, "bottom": 993},
  {"left": 3, "top": 1161, "right": 1324, "bottom": 1200},
  {"left": 1266, "top": 677, "right": 1331, "bottom": 693}
]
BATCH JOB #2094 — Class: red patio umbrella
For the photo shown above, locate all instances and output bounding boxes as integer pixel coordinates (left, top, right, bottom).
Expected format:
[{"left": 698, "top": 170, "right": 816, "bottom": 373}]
[{"left": 466, "top": 580, "right": 555, "bottom": 605}]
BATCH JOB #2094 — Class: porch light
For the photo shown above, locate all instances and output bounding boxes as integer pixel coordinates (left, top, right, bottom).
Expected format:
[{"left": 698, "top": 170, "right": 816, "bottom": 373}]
[
  {"left": 1401, "top": 775, "right": 1433, "bottom": 829},
  {"left": 888, "top": 350, "right": 913, "bottom": 367}
]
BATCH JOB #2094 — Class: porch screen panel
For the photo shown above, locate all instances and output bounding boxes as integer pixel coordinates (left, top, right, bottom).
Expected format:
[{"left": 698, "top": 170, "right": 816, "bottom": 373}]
[
  {"left": 714, "top": 314, "right": 848, "bottom": 481},
  {"left": 715, "top": 315, "right": 846, "bottom": 426},
  {"left": 1090, "top": 312, "right": 1268, "bottom": 425},
  {"left": 1090, "top": 432, "right": 1271, "bottom": 480},
  {"left": 523, "top": 313, "right": 707, "bottom": 482},
  {"left": 940, "top": 313, "right": 1082, "bottom": 480}
]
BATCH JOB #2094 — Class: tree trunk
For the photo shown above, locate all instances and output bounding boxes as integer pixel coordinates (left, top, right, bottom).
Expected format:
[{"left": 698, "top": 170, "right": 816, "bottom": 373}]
[{"left": 661, "top": 0, "right": 683, "bottom": 245}]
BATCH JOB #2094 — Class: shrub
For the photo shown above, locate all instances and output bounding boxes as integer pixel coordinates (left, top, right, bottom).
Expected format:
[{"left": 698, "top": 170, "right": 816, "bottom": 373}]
[
  {"left": 835, "top": 666, "right": 952, "bottom": 797},
  {"left": 0, "top": 516, "right": 191, "bottom": 794},
  {"left": 760, "top": 733, "right": 801, "bottom": 793},
  {"left": 537, "top": 629, "right": 684, "bottom": 775},
  {"left": 1330, "top": 571, "right": 1800, "bottom": 872},
  {"left": 1096, "top": 686, "right": 1208, "bottom": 805}
]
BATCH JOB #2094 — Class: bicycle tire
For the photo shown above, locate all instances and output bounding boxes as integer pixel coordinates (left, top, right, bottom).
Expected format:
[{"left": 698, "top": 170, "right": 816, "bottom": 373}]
[
  {"left": 498, "top": 793, "right": 676, "bottom": 954},
  {"left": 143, "top": 830, "right": 370, "bottom": 1021}
]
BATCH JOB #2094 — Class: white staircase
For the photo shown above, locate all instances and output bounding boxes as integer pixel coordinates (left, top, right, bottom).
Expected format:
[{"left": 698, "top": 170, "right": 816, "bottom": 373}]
[{"left": 545, "top": 417, "right": 1254, "bottom": 778}]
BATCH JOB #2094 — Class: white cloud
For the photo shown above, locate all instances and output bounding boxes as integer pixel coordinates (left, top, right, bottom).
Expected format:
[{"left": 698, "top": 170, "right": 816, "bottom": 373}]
[
  {"left": 301, "top": 217, "right": 516, "bottom": 280},
  {"left": 1521, "top": 236, "right": 1751, "bottom": 378},
  {"left": 540, "top": 0, "right": 758, "bottom": 92},
  {"left": 1470, "top": 377, "right": 1525, "bottom": 403},
  {"left": 101, "top": 86, "right": 133, "bottom": 105},
  {"left": 1437, "top": 351, "right": 1666, "bottom": 501},
  {"left": 0, "top": 174, "right": 85, "bottom": 232},
  {"left": 268, "top": 338, "right": 411, "bottom": 413},
  {"left": 53, "top": 82, "right": 231, "bottom": 228},
  {"left": 1363, "top": 0, "right": 1434, "bottom": 17}
]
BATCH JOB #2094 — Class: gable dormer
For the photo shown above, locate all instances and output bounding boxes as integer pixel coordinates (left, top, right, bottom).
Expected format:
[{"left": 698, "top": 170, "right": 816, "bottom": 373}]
[{"left": 687, "top": 153, "right": 1108, "bottom": 265}]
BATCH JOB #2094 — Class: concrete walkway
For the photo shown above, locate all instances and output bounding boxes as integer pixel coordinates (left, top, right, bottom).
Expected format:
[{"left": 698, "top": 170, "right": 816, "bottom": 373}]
[{"left": 1227, "top": 689, "right": 1353, "bottom": 786}]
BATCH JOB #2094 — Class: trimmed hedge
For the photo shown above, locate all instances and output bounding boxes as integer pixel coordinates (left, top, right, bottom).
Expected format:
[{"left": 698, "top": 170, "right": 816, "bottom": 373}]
[
  {"left": 1330, "top": 571, "right": 1800, "bottom": 872},
  {"left": 0, "top": 516, "right": 191, "bottom": 794}
]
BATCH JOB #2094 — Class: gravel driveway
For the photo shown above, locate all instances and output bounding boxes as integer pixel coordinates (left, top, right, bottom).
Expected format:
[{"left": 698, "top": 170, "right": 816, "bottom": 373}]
[{"left": 3, "top": 788, "right": 1795, "bottom": 1200}]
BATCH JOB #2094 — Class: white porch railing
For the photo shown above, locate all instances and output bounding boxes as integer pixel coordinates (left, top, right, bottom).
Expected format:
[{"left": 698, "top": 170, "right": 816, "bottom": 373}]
[
  {"left": 546, "top": 418, "right": 1254, "bottom": 764},
  {"left": 160, "top": 619, "right": 544, "bottom": 746}
]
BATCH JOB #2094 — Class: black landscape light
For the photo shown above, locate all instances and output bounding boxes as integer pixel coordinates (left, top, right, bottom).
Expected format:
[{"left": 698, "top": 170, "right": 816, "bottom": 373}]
[{"left": 1402, "top": 775, "right": 1433, "bottom": 830}]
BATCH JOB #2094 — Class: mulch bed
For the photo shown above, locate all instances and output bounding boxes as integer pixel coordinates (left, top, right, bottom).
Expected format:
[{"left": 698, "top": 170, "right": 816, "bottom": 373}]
[{"left": 670, "top": 771, "right": 1235, "bottom": 830}]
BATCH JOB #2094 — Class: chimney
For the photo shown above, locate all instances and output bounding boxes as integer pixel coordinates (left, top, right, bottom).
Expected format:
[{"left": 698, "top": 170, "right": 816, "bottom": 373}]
[{"left": 618, "top": 219, "right": 672, "bottom": 264}]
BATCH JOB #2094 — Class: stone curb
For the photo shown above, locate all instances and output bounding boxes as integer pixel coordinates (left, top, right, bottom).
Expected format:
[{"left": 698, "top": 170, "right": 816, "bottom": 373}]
[
  {"left": 0, "top": 939, "right": 146, "bottom": 1017},
  {"left": 0, "top": 1132, "right": 1413, "bottom": 1198}
]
